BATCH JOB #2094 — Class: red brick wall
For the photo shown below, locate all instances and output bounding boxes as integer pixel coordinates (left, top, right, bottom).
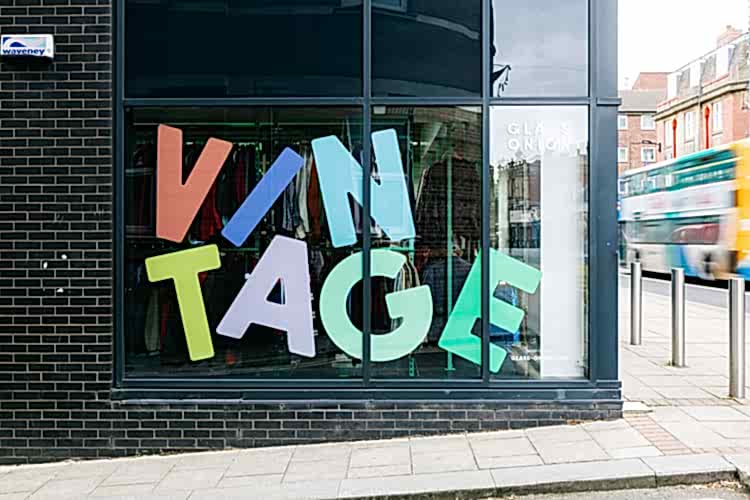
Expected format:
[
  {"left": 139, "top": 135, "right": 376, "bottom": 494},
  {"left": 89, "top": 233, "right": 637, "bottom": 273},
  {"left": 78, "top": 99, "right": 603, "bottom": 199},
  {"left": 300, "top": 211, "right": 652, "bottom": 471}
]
[
  {"left": 632, "top": 73, "right": 669, "bottom": 91},
  {"left": 618, "top": 114, "right": 659, "bottom": 173}
]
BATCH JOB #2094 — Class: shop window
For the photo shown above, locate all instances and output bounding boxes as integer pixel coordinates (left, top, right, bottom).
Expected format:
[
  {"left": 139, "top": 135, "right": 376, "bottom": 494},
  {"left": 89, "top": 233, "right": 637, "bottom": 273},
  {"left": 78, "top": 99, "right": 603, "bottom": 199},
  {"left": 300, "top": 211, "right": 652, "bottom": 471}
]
[
  {"left": 123, "top": 107, "right": 365, "bottom": 378},
  {"left": 125, "top": 1, "right": 363, "bottom": 98},
  {"left": 369, "top": 107, "right": 482, "bottom": 379},
  {"left": 490, "top": 106, "right": 588, "bottom": 378},
  {"left": 491, "top": 0, "right": 588, "bottom": 97},
  {"left": 373, "top": 1, "right": 481, "bottom": 97}
]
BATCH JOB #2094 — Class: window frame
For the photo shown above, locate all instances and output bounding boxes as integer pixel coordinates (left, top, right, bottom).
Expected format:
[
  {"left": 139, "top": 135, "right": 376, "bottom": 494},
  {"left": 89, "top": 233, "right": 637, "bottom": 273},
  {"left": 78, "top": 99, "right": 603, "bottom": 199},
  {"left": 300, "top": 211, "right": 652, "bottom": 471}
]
[
  {"left": 618, "top": 115, "right": 628, "bottom": 130},
  {"left": 640, "top": 114, "right": 655, "bottom": 130},
  {"left": 641, "top": 146, "right": 656, "bottom": 163},
  {"left": 113, "top": 0, "right": 618, "bottom": 399},
  {"left": 618, "top": 147, "right": 629, "bottom": 163},
  {"left": 712, "top": 101, "right": 723, "bottom": 132},
  {"left": 684, "top": 110, "right": 696, "bottom": 142}
]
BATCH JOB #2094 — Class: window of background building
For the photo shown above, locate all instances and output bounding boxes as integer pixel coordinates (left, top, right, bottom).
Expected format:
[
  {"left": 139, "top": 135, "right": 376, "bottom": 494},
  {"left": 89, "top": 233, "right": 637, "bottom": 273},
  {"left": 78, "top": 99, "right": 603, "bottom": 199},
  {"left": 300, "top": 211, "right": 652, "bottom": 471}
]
[
  {"left": 618, "top": 115, "right": 628, "bottom": 130},
  {"left": 685, "top": 111, "right": 696, "bottom": 142},
  {"left": 125, "top": 1, "right": 363, "bottom": 98},
  {"left": 490, "top": 107, "right": 588, "bottom": 379},
  {"left": 123, "top": 107, "right": 365, "bottom": 379},
  {"left": 618, "top": 147, "right": 629, "bottom": 163},
  {"left": 491, "top": 0, "right": 588, "bottom": 97},
  {"left": 712, "top": 101, "right": 723, "bottom": 132},
  {"left": 641, "top": 147, "right": 656, "bottom": 163},
  {"left": 373, "top": 1, "right": 481, "bottom": 97},
  {"left": 641, "top": 114, "right": 656, "bottom": 130}
]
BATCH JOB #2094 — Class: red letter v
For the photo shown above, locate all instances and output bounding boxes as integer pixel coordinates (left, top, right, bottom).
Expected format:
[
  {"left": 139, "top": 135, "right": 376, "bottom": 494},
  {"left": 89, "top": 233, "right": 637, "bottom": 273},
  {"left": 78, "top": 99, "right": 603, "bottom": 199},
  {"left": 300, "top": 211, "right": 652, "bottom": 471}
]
[{"left": 156, "top": 125, "right": 233, "bottom": 243}]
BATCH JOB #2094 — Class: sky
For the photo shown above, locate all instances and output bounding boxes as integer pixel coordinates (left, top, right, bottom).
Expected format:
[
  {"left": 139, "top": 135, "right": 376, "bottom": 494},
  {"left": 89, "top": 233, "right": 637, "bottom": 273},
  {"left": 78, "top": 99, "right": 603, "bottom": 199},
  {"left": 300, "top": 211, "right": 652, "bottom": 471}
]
[{"left": 619, "top": 0, "right": 748, "bottom": 89}]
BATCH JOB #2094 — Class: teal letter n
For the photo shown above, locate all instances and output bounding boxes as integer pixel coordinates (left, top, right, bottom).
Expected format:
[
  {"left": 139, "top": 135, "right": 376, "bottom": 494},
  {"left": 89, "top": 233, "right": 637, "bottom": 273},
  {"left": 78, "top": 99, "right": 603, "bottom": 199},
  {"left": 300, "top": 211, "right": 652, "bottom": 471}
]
[{"left": 311, "top": 129, "right": 415, "bottom": 248}]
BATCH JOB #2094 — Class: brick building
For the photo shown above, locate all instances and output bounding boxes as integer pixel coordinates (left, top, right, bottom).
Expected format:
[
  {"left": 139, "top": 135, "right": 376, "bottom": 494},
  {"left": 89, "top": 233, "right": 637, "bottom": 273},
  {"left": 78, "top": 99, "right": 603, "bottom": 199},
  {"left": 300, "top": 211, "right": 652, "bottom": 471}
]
[
  {"left": 618, "top": 73, "right": 668, "bottom": 174},
  {"left": 655, "top": 26, "right": 750, "bottom": 161},
  {"left": 0, "top": 0, "right": 620, "bottom": 464}
]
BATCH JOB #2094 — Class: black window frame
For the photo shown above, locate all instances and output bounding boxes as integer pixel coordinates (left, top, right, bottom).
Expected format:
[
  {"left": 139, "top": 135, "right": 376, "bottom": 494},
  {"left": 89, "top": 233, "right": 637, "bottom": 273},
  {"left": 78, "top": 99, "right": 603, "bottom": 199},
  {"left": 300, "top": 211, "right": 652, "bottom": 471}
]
[{"left": 113, "top": 0, "right": 620, "bottom": 401}]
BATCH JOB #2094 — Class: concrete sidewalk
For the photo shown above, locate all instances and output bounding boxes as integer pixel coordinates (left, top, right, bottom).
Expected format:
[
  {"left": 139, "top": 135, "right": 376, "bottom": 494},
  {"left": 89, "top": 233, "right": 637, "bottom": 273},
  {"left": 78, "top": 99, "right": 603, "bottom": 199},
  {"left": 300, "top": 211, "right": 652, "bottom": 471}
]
[
  {"left": 1, "top": 420, "right": 750, "bottom": 500},
  {"left": 619, "top": 274, "right": 750, "bottom": 406}
]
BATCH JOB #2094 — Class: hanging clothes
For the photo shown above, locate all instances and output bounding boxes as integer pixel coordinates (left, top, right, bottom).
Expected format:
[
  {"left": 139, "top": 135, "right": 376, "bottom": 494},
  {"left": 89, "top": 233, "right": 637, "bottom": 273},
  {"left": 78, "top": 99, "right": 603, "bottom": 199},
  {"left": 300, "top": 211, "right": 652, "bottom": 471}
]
[
  {"left": 308, "top": 157, "right": 323, "bottom": 242},
  {"left": 415, "top": 156, "right": 481, "bottom": 251}
]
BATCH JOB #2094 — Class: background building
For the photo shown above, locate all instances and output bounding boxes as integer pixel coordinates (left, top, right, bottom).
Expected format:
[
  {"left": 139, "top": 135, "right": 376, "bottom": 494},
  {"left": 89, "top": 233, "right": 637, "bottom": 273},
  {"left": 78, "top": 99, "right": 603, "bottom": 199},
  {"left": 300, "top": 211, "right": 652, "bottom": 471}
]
[
  {"left": 618, "top": 73, "right": 668, "bottom": 174},
  {"left": 655, "top": 26, "right": 750, "bottom": 161}
]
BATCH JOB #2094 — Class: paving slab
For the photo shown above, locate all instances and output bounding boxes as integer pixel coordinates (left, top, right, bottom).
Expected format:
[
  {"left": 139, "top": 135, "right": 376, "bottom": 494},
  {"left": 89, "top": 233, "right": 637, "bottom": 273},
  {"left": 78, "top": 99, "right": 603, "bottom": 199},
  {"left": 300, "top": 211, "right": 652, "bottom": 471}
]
[
  {"left": 291, "top": 443, "right": 352, "bottom": 463},
  {"left": 346, "top": 464, "right": 411, "bottom": 479},
  {"left": 656, "top": 421, "right": 733, "bottom": 449},
  {"left": 411, "top": 450, "right": 477, "bottom": 474},
  {"left": 490, "top": 458, "right": 656, "bottom": 493},
  {"left": 27, "top": 476, "right": 104, "bottom": 500},
  {"left": 587, "top": 427, "right": 652, "bottom": 450},
  {"left": 190, "top": 479, "right": 341, "bottom": 500},
  {"left": 283, "top": 459, "right": 349, "bottom": 482},
  {"left": 216, "top": 473, "right": 284, "bottom": 489},
  {"left": 642, "top": 453, "right": 736, "bottom": 486},
  {"left": 606, "top": 446, "right": 663, "bottom": 459},
  {"left": 349, "top": 445, "right": 410, "bottom": 468},
  {"left": 682, "top": 407, "right": 749, "bottom": 422},
  {"left": 470, "top": 437, "right": 536, "bottom": 458},
  {"left": 338, "top": 470, "right": 495, "bottom": 499},
  {"left": 155, "top": 467, "right": 226, "bottom": 491},
  {"left": 535, "top": 440, "right": 610, "bottom": 464}
]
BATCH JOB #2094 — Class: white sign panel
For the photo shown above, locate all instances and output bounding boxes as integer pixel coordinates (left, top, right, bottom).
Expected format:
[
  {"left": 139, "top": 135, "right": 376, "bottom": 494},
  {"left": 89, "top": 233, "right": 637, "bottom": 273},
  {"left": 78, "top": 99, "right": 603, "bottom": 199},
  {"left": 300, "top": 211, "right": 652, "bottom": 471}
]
[{"left": 1, "top": 35, "right": 54, "bottom": 59}]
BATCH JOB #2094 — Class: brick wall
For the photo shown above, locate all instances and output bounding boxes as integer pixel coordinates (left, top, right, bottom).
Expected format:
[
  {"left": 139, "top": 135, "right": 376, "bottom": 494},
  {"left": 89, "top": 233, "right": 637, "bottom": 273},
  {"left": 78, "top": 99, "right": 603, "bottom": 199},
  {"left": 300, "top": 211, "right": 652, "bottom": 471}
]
[
  {"left": 0, "top": 0, "right": 621, "bottom": 465},
  {"left": 618, "top": 114, "right": 658, "bottom": 174},
  {"left": 632, "top": 73, "right": 669, "bottom": 91},
  {"left": 0, "top": 0, "right": 116, "bottom": 464}
]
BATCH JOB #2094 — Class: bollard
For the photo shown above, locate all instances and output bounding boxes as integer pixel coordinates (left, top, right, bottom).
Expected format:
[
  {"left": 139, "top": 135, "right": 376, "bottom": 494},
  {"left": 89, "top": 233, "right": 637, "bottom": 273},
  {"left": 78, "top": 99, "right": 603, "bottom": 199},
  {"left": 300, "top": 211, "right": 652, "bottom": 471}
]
[
  {"left": 671, "top": 268, "right": 686, "bottom": 367},
  {"left": 729, "top": 277, "right": 746, "bottom": 399},
  {"left": 630, "top": 261, "right": 642, "bottom": 346}
]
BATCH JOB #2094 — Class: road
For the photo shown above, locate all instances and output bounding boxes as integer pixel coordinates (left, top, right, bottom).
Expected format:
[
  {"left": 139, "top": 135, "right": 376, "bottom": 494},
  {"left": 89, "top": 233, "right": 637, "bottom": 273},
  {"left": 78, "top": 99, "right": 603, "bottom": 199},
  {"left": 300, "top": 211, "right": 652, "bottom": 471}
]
[
  {"left": 485, "top": 483, "right": 749, "bottom": 499},
  {"left": 620, "top": 272, "right": 750, "bottom": 313}
]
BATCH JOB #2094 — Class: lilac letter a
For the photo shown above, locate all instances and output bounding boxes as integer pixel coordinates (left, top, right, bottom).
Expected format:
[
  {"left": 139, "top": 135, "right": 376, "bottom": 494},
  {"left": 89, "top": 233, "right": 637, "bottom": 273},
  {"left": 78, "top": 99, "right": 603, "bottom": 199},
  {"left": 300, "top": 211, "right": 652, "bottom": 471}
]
[{"left": 216, "top": 236, "right": 315, "bottom": 357}]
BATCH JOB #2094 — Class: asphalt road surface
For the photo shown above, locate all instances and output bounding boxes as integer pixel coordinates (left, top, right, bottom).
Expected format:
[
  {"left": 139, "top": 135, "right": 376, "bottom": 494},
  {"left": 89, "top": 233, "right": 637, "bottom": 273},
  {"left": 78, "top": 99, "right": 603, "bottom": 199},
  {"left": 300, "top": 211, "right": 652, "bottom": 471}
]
[
  {"left": 620, "top": 272, "right": 750, "bottom": 314},
  {"left": 484, "top": 482, "right": 749, "bottom": 499}
]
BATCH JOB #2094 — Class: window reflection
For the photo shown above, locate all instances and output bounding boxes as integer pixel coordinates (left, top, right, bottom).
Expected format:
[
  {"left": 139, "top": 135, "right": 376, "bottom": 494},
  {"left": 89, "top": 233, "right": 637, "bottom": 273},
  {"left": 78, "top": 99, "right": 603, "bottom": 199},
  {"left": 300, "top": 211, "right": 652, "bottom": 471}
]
[
  {"left": 490, "top": 107, "right": 588, "bottom": 378},
  {"left": 370, "top": 107, "right": 482, "bottom": 378},
  {"left": 125, "top": 1, "right": 363, "bottom": 98},
  {"left": 491, "top": 0, "right": 588, "bottom": 97},
  {"left": 373, "top": 1, "right": 481, "bottom": 97},
  {"left": 124, "top": 107, "right": 364, "bottom": 378}
]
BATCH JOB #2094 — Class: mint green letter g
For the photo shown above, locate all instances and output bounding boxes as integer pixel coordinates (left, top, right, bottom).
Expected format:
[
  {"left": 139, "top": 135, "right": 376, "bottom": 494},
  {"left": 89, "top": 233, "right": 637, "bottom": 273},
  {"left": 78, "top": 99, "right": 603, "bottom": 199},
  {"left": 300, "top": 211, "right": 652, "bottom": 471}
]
[
  {"left": 438, "top": 250, "right": 541, "bottom": 373},
  {"left": 320, "top": 250, "right": 433, "bottom": 361}
]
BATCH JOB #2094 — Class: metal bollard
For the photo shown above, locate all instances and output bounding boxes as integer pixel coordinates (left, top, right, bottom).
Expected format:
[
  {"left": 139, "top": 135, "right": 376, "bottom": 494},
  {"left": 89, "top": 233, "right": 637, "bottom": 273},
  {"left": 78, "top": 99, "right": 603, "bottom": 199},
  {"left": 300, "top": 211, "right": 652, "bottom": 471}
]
[
  {"left": 729, "top": 277, "right": 746, "bottom": 399},
  {"left": 630, "top": 261, "right": 642, "bottom": 346},
  {"left": 671, "top": 268, "right": 686, "bottom": 367}
]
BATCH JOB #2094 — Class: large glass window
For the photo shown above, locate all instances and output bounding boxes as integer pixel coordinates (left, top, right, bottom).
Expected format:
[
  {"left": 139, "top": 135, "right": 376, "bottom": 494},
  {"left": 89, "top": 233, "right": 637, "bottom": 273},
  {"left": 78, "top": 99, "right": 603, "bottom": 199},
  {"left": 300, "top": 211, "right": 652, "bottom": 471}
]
[
  {"left": 373, "top": 1, "right": 481, "bottom": 97},
  {"left": 119, "top": 2, "right": 603, "bottom": 386},
  {"left": 491, "top": 0, "right": 588, "bottom": 97},
  {"left": 369, "top": 107, "right": 482, "bottom": 378},
  {"left": 125, "top": 1, "right": 363, "bottom": 98},
  {"left": 490, "top": 107, "right": 588, "bottom": 378},
  {"left": 124, "top": 107, "right": 364, "bottom": 378}
]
